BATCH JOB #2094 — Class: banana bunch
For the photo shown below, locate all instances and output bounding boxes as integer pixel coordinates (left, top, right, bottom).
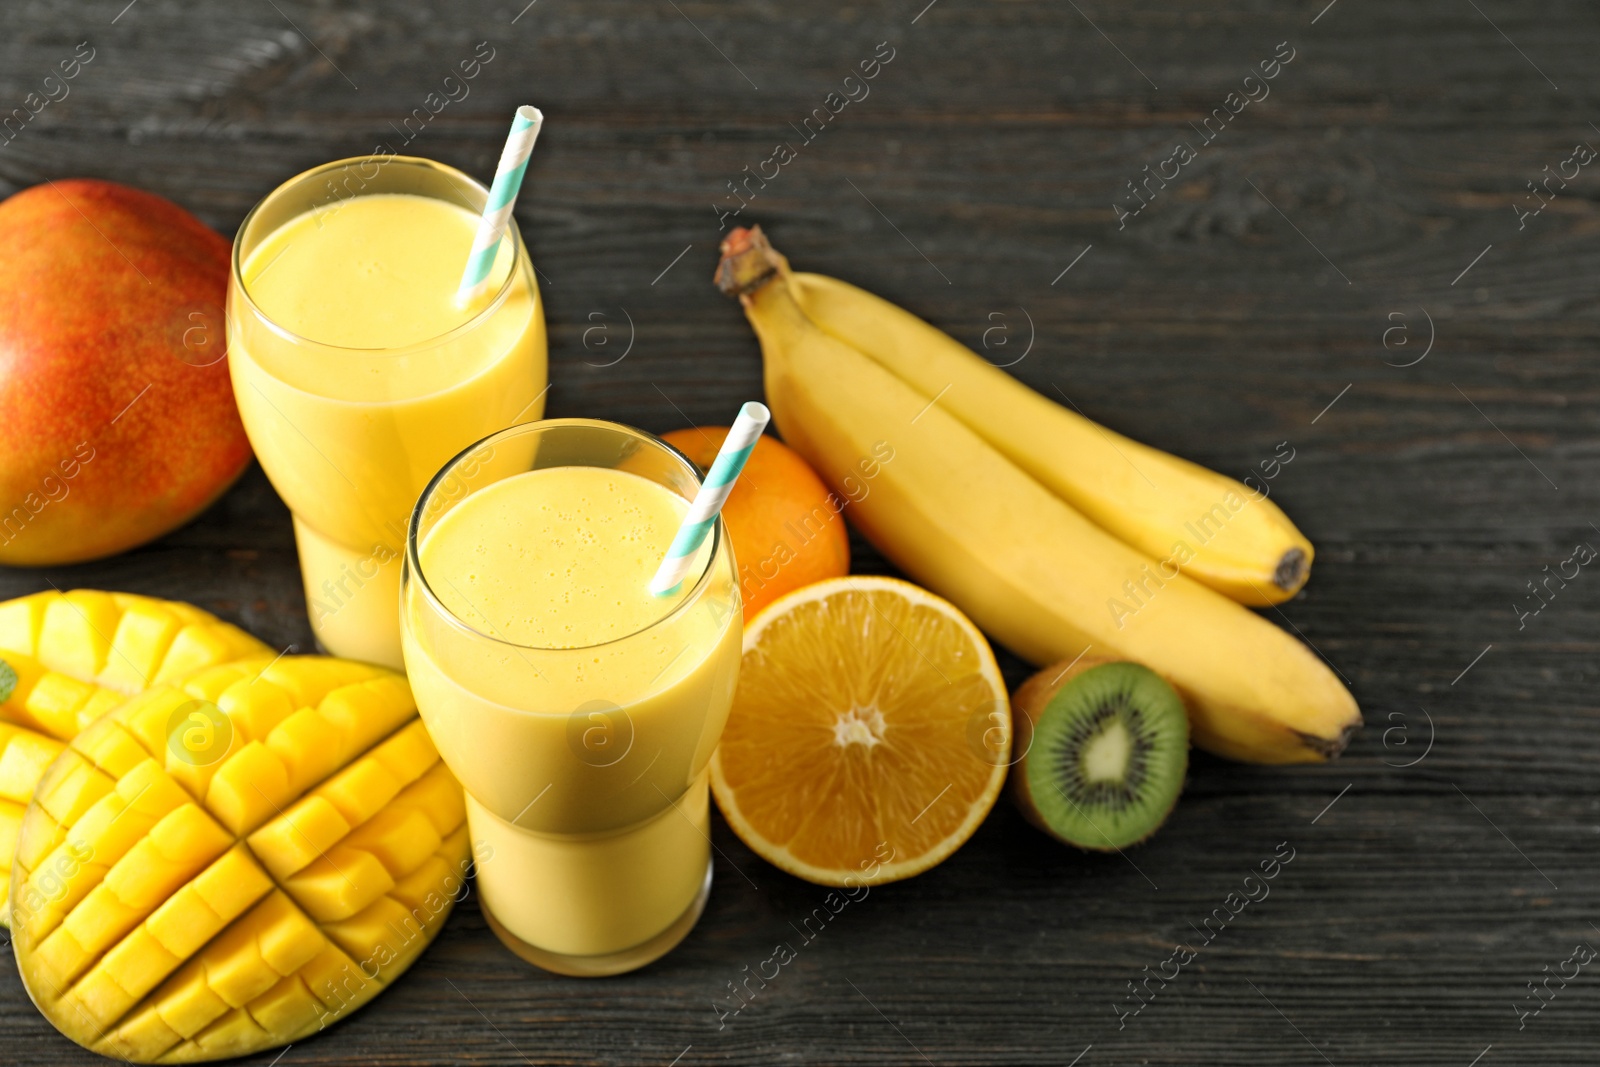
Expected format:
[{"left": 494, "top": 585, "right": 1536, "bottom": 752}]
[{"left": 715, "top": 227, "right": 1359, "bottom": 763}]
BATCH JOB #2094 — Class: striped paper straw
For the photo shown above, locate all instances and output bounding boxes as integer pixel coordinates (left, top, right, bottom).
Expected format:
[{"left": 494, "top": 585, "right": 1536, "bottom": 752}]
[
  {"left": 650, "top": 401, "right": 771, "bottom": 597},
  {"left": 455, "top": 105, "right": 544, "bottom": 307}
]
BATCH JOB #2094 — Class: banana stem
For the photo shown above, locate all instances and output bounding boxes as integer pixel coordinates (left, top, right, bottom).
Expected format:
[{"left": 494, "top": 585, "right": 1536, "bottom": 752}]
[{"left": 715, "top": 226, "right": 786, "bottom": 299}]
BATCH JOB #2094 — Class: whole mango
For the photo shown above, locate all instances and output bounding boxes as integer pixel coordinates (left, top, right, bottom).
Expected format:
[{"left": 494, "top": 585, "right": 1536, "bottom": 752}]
[{"left": 0, "top": 180, "right": 253, "bottom": 565}]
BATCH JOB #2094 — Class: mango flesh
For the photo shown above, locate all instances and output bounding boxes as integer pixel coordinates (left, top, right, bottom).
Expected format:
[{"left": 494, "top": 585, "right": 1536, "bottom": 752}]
[
  {"left": 12, "top": 656, "right": 471, "bottom": 1063},
  {"left": 0, "top": 590, "right": 269, "bottom": 927}
]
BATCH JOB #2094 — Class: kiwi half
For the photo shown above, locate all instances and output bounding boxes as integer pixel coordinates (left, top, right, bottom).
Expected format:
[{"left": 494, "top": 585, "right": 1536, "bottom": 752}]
[{"left": 1011, "top": 658, "right": 1188, "bottom": 850}]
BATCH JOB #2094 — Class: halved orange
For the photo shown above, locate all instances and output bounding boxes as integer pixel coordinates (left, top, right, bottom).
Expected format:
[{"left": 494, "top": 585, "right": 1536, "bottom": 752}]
[{"left": 710, "top": 576, "right": 1010, "bottom": 886}]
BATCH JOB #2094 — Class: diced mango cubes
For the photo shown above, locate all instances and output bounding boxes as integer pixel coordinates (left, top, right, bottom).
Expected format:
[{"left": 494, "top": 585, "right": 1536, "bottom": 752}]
[
  {"left": 13, "top": 655, "right": 471, "bottom": 1064},
  {"left": 0, "top": 590, "right": 269, "bottom": 928},
  {"left": 0, "top": 721, "right": 66, "bottom": 804}
]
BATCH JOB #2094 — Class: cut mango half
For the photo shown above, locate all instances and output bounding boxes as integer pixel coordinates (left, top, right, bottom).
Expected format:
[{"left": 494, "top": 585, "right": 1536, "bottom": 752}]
[
  {"left": 0, "top": 590, "right": 269, "bottom": 927},
  {"left": 11, "top": 655, "right": 470, "bottom": 1064}
]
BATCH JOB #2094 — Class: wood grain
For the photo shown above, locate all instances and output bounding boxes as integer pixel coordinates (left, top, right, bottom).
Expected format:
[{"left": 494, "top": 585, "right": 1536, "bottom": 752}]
[{"left": 1, "top": 0, "right": 1597, "bottom": 1063}]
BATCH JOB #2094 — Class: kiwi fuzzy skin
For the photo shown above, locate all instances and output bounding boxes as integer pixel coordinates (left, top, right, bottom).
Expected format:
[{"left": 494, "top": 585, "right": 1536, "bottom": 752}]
[{"left": 1008, "top": 657, "right": 1185, "bottom": 852}]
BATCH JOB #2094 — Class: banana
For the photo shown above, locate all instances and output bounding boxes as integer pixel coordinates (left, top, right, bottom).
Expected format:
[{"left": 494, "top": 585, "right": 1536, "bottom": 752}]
[
  {"left": 788, "top": 270, "right": 1313, "bottom": 607},
  {"left": 716, "top": 227, "right": 1359, "bottom": 763}
]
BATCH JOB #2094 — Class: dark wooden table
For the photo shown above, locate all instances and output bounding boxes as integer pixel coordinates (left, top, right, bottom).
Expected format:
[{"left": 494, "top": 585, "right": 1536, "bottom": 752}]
[{"left": 3, "top": 1, "right": 1598, "bottom": 1063}]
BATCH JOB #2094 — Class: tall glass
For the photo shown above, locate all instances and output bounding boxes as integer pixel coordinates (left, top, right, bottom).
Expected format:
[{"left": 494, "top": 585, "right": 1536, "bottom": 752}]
[
  {"left": 227, "top": 156, "right": 546, "bottom": 669},
  {"left": 401, "top": 420, "right": 742, "bottom": 976}
]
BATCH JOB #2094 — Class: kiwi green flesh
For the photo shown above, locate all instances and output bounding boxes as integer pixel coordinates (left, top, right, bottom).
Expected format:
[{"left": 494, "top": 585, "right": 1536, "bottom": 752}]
[{"left": 1024, "top": 662, "right": 1188, "bottom": 850}]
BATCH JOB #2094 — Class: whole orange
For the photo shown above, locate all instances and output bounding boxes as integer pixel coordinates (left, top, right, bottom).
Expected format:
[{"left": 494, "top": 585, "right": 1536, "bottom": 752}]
[{"left": 661, "top": 426, "right": 850, "bottom": 621}]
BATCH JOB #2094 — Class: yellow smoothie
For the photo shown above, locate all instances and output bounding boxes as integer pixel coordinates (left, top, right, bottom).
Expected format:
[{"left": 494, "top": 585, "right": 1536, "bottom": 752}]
[
  {"left": 402, "top": 464, "right": 741, "bottom": 963},
  {"left": 230, "top": 172, "right": 546, "bottom": 669}
]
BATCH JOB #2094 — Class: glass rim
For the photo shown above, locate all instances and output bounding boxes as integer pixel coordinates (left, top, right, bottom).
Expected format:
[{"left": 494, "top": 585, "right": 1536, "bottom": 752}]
[
  {"left": 405, "top": 418, "right": 728, "bottom": 653},
  {"left": 230, "top": 154, "right": 528, "bottom": 356}
]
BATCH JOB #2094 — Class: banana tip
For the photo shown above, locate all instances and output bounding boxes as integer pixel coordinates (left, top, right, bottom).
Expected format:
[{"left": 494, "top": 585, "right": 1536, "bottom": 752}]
[
  {"left": 1298, "top": 720, "right": 1361, "bottom": 760},
  {"left": 1273, "top": 547, "right": 1309, "bottom": 592}
]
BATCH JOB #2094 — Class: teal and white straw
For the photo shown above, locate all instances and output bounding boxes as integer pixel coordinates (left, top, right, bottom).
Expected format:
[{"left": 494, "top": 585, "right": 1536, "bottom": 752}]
[
  {"left": 650, "top": 401, "right": 771, "bottom": 597},
  {"left": 456, "top": 105, "right": 544, "bottom": 307}
]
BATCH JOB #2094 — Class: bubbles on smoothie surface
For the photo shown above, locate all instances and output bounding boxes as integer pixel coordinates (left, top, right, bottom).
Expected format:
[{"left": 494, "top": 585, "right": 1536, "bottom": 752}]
[{"left": 421, "top": 466, "right": 691, "bottom": 648}]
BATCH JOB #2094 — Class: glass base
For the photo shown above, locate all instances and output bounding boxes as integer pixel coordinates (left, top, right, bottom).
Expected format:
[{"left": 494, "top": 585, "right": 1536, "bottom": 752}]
[
  {"left": 479, "top": 857, "right": 713, "bottom": 977},
  {"left": 292, "top": 515, "right": 406, "bottom": 671}
]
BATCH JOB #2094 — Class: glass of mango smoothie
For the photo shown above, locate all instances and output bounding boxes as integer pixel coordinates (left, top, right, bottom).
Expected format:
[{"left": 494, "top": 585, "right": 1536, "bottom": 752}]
[
  {"left": 401, "top": 419, "right": 742, "bottom": 975},
  {"left": 228, "top": 155, "right": 547, "bottom": 669}
]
